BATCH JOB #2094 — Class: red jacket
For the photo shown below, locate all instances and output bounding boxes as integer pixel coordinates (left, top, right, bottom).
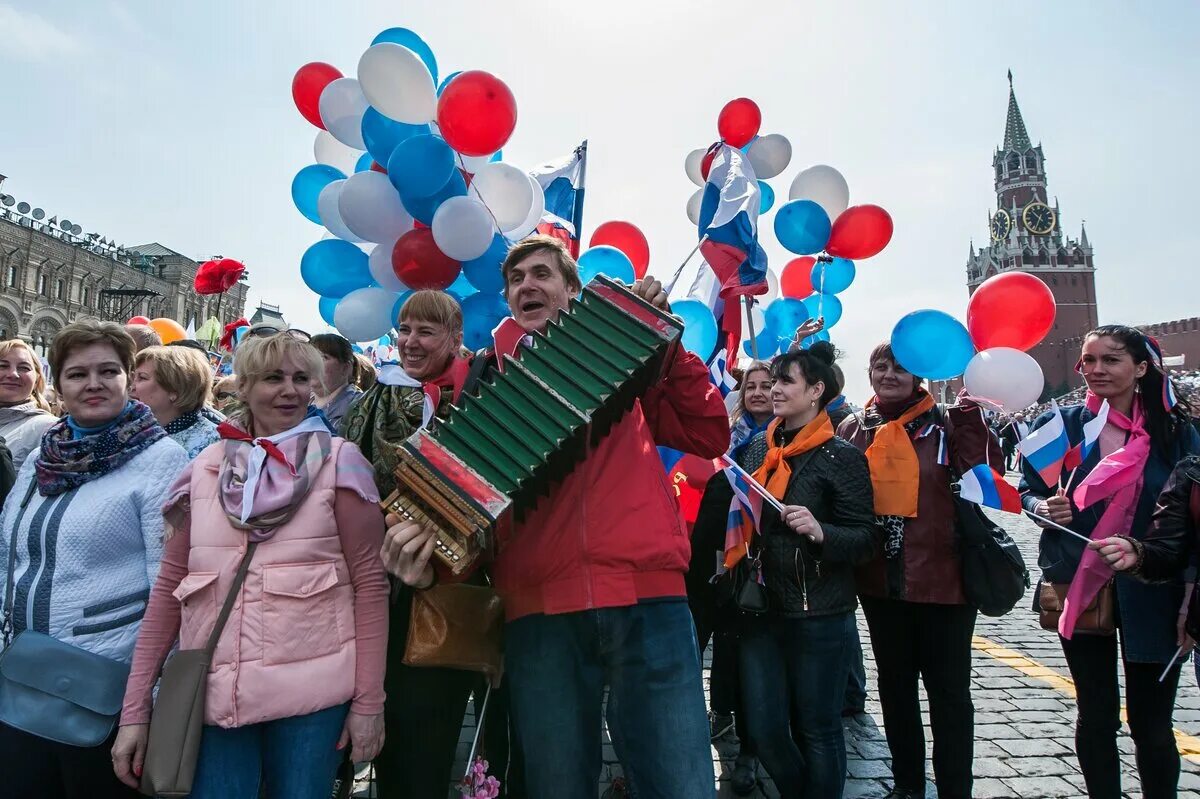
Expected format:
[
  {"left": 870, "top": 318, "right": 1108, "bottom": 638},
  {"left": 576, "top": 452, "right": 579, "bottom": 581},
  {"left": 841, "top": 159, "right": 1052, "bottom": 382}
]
[{"left": 490, "top": 347, "right": 730, "bottom": 620}]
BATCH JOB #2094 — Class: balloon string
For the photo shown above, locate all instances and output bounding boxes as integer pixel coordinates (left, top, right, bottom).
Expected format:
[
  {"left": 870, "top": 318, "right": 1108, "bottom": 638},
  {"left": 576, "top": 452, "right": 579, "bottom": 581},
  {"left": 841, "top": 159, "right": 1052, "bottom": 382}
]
[
  {"left": 745, "top": 296, "right": 759, "bottom": 361},
  {"left": 456, "top": 153, "right": 508, "bottom": 242},
  {"left": 664, "top": 236, "right": 708, "bottom": 296}
]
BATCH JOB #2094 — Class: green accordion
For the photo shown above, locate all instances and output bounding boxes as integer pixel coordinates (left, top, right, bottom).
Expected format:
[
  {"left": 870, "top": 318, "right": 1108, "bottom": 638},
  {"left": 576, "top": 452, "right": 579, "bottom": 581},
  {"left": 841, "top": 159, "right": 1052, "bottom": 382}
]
[{"left": 381, "top": 276, "right": 684, "bottom": 574}]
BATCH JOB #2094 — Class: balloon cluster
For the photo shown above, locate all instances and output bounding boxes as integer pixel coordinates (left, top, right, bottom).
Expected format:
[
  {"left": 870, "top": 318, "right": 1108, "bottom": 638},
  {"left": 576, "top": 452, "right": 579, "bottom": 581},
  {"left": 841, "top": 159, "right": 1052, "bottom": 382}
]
[
  {"left": 128, "top": 315, "right": 187, "bottom": 345},
  {"left": 292, "top": 28, "right": 540, "bottom": 345},
  {"left": 676, "top": 99, "right": 894, "bottom": 360},
  {"left": 193, "top": 258, "right": 245, "bottom": 295},
  {"left": 890, "top": 271, "right": 1056, "bottom": 411}
]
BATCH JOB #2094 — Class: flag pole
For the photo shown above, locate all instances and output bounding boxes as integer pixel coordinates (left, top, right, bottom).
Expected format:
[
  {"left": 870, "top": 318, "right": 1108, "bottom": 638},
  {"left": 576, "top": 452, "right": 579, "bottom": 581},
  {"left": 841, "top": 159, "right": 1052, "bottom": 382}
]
[
  {"left": 1024, "top": 510, "right": 1093, "bottom": 544},
  {"left": 570, "top": 140, "right": 588, "bottom": 258},
  {"left": 1159, "top": 645, "right": 1186, "bottom": 683},
  {"left": 664, "top": 235, "right": 708, "bottom": 296},
  {"left": 721, "top": 454, "right": 787, "bottom": 514},
  {"left": 744, "top": 296, "right": 759, "bottom": 360}
]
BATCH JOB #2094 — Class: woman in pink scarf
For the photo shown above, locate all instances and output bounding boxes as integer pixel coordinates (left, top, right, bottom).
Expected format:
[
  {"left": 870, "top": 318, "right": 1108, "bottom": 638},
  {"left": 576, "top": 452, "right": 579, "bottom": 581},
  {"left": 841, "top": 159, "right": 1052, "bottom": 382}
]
[
  {"left": 112, "top": 333, "right": 389, "bottom": 799},
  {"left": 1019, "top": 325, "right": 1199, "bottom": 799}
]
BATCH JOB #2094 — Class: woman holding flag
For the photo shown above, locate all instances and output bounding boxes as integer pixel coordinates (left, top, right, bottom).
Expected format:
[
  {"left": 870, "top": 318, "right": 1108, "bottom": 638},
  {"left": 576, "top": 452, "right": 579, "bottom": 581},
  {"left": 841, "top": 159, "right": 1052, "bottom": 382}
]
[
  {"left": 837, "top": 341, "right": 1000, "bottom": 799},
  {"left": 1020, "top": 325, "right": 1199, "bottom": 799},
  {"left": 733, "top": 343, "right": 879, "bottom": 798}
]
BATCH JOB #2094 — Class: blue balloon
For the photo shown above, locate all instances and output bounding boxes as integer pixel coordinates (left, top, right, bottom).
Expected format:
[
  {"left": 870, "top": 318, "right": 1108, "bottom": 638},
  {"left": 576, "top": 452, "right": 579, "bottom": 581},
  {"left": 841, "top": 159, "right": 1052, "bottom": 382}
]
[
  {"left": 300, "top": 239, "right": 372, "bottom": 298},
  {"left": 392, "top": 290, "right": 413, "bottom": 324},
  {"left": 437, "top": 71, "right": 462, "bottom": 96},
  {"left": 292, "top": 164, "right": 345, "bottom": 224},
  {"left": 461, "top": 292, "right": 512, "bottom": 351},
  {"left": 490, "top": 150, "right": 503, "bottom": 163},
  {"left": 401, "top": 169, "right": 467, "bottom": 226},
  {"left": 817, "top": 294, "right": 843, "bottom": 328},
  {"left": 774, "top": 200, "right": 832, "bottom": 255},
  {"left": 577, "top": 246, "right": 635, "bottom": 285},
  {"left": 810, "top": 257, "right": 855, "bottom": 294},
  {"left": 800, "top": 330, "right": 831, "bottom": 349},
  {"left": 387, "top": 134, "right": 456, "bottom": 200},
  {"left": 355, "top": 152, "right": 374, "bottom": 173},
  {"left": 351, "top": 343, "right": 364, "bottom": 354},
  {"left": 673, "top": 299, "right": 718, "bottom": 359},
  {"left": 764, "top": 297, "right": 811, "bottom": 342},
  {"left": 743, "top": 328, "right": 778, "bottom": 359},
  {"left": 361, "top": 108, "right": 429, "bottom": 167},
  {"left": 463, "top": 234, "right": 509, "bottom": 293},
  {"left": 447, "top": 269, "right": 479, "bottom": 299},
  {"left": 890, "top": 310, "right": 977, "bottom": 381},
  {"left": 318, "top": 296, "right": 338, "bottom": 326},
  {"left": 758, "top": 181, "right": 775, "bottom": 214},
  {"left": 371, "top": 28, "right": 438, "bottom": 83}
]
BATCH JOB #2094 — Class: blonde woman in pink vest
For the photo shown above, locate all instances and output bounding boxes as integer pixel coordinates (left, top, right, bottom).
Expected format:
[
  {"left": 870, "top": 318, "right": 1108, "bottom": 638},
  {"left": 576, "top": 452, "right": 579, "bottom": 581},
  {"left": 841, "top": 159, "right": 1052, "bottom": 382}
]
[{"left": 111, "top": 332, "right": 390, "bottom": 799}]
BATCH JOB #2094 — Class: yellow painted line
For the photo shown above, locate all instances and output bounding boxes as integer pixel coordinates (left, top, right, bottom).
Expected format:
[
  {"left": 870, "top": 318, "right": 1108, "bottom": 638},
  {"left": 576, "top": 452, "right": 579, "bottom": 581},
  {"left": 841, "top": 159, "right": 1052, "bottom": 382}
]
[{"left": 972, "top": 635, "right": 1200, "bottom": 761}]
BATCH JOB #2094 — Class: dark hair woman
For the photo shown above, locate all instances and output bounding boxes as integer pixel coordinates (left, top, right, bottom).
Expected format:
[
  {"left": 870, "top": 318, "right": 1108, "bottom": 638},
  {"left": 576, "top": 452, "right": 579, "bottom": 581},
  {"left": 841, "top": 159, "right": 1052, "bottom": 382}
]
[
  {"left": 837, "top": 341, "right": 1001, "bottom": 799},
  {"left": 734, "top": 343, "right": 880, "bottom": 797},
  {"left": 1020, "top": 325, "right": 1199, "bottom": 799},
  {"left": 686, "top": 361, "right": 774, "bottom": 794},
  {"left": 310, "top": 333, "right": 363, "bottom": 430}
]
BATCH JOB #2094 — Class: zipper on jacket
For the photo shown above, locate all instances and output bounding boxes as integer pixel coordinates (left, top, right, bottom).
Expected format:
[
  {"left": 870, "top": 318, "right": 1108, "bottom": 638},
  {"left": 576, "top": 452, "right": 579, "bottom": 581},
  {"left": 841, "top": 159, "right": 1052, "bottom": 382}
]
[{"left": 794, "top": 548, "right": 808, "bottom": 611}]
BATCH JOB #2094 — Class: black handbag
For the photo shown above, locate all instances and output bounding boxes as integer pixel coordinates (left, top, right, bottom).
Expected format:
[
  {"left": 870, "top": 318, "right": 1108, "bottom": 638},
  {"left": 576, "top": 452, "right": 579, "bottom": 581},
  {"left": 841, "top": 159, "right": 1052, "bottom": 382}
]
[
  {"left": 717, "top": 552, "right": 769, "bottom": 615},
  {"left": 955, "top": 495, "right": 1030, "bottom": 617}
]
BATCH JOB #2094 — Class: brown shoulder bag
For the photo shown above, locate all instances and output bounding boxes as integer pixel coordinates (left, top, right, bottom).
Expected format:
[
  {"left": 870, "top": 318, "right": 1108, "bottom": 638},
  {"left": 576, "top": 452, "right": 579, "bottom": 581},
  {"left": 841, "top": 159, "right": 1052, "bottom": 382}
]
[{"left": 402, "top": 581, "right": 504, "bottom": 687}]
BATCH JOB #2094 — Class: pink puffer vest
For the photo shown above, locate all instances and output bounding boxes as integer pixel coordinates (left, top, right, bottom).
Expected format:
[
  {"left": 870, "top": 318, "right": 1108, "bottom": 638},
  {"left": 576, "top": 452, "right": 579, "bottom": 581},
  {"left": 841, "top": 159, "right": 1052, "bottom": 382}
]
[{"left": 175, "top": 439, "right": 357, "bottom": 728}]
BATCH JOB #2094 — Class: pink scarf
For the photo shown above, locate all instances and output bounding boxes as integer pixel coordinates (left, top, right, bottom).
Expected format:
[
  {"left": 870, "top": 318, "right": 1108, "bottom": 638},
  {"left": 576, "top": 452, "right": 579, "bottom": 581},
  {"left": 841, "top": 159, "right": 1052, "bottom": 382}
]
[{"left": 1059, "top": 392, "right": 1150, "bottom": 638}]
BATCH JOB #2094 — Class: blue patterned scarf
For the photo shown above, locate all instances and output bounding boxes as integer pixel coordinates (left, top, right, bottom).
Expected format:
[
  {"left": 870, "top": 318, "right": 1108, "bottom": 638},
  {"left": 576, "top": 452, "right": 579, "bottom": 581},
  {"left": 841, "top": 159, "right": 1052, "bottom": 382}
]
[{"left": 35, "top": 401, "right": 166, "bottom": 496}]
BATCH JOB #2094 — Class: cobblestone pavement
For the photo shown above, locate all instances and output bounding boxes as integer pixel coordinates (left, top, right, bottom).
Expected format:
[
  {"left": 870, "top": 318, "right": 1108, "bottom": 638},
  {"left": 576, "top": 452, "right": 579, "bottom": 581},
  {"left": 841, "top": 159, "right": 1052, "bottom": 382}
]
[{"left": 358, "top": 478, "right": 1200, "bottom": 798}]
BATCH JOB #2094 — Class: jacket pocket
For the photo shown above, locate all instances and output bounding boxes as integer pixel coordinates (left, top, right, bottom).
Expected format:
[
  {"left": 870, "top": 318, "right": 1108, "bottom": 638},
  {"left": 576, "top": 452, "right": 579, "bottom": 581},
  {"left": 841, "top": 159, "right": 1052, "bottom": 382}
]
[
  {"left": 173, "top": 571, "right": 219, "bottom": 650},
  {"left": 261, "top": 561, "right": 343, "bottom": 666}
]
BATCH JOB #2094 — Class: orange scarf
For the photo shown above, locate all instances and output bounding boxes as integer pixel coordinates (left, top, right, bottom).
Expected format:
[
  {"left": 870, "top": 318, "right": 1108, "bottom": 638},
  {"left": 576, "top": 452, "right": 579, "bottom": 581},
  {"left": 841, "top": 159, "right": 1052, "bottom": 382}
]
[
  {"left": 752, "top": 412, "right": 836, "bottom": 500},
  {"left": 863, "top": 392, "right": 936, "bottom": 517},
  {"left": 726, "top": 411, "right": 835, "bottom": 570}
]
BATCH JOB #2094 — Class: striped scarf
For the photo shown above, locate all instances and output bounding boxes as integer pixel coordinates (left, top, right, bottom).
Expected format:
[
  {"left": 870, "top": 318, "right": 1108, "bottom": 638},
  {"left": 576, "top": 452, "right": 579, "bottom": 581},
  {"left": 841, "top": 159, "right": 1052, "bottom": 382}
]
[{"left": 216, "top": 411, "right": 332, "bottom": 541}]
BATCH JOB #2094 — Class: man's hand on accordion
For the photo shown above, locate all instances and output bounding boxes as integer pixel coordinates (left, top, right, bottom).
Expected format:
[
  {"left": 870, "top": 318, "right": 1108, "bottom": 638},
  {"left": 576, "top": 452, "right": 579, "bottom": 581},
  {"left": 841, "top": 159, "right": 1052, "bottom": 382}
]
[
  {"left": 381, "top": 513, "right": 437, "bottom": 589},
  {"left": 630, "top": 277, "right": 669, "bottom": 312}
]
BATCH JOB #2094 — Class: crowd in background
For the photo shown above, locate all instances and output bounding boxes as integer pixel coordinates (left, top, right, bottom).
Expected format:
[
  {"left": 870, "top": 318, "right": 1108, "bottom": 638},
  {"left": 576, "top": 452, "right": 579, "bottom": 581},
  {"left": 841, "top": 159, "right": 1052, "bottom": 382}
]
[{"left": 1, "top": 236, "right": 1200, "bottom": 799}]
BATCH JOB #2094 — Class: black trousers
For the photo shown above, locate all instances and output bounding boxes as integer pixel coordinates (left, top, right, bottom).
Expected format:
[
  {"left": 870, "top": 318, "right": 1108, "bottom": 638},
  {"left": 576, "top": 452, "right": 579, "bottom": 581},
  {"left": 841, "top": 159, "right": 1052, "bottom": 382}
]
[
  {"left": 861, "top": 597, "right": 977, "bottom": 799},
  {"left": 0, "top": 723, "right": 139, "bottom": 799},
  {"left": 1061, "top": 631, "right": 1183, "bottom": 799},
  {"left": 690, "top": 592, "right": 754, "bottom": 755}
]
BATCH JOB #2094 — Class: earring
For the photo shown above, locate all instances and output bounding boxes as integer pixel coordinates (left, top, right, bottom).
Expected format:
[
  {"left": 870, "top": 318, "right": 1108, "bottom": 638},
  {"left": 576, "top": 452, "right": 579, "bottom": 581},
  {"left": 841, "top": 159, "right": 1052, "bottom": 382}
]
[{"left": 810, "top": 399, "right": 816, "bottom": 407}]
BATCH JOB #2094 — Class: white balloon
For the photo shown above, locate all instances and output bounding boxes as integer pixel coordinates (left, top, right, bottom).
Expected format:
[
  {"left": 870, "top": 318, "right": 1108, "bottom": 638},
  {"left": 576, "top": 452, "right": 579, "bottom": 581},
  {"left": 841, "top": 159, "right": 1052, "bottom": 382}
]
[
  {"left": 314, "top": 130, "right": 362, "bottom": 177},
  {"left": 318, "top": 78, "right": 369, "bottom": 150},
  {"left": 502, "top": 175, "right": 545, "bottom": 241},
  {"left": 964, "top": 347, "right": 1045, "bottom": 413},
  {"left": 317, "top": 180, "right": 364, "bottom": 243},
  {"left": 338, "top": 171, "right": 414, "bottom": 243},
  {"left": 788, "top": 165, "right": 850, "bottom": 220},
  {"left": 470, "top": 163, "right": 534, "bottom": 232},
  {"left": 432, "top": 196, "right": 494, "bottom": 261},
  {"left": 685, "top": 148, "right": 707, "bottom": 187},
  {"left": 357, "top": 43, "right": 436, "bottom": 125},
  {"left": 763, "top": 266, "right": 780, "bottom": 303},
  {"left": 334, "top": 286, "right": 400, "bottom": 343},
  {"left": 747, "top": 134, "right": 792, "bottom": 180},
  {"left": 686, "top": 188, "right": 704, "bottom": 226},
  {"left": 369, "top": 239, "right": 408, "bottom": 293},
  {"left": 458, "top": 152, "right": 500, "bottom": 174}
]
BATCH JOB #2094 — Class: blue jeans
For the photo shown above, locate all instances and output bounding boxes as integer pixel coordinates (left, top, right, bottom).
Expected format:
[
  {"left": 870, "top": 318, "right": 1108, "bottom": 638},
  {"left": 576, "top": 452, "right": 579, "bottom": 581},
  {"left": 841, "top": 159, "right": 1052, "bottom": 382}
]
[
  {"left": 189, "top": 703, "right": 349, "bottom": 799},
  {"left": 845, "top": 612, "right": 868, "bottom": 712},
  {"left": 739, "top": 611, "right": 851, "bottom": 798},
  {"left": 505, "top": 599, "right": 715, "bottom": 799}
]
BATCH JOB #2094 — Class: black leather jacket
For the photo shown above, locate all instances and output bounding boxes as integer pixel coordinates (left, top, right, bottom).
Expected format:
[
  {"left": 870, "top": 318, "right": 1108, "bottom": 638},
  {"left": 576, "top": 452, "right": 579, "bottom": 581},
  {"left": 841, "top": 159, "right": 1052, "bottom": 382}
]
[
  {"left": 740, "top": 431, "right": 881, "bottom": 618},
  {"left": 1134, "top": 456, "right": 1200, "bottom": 583}
]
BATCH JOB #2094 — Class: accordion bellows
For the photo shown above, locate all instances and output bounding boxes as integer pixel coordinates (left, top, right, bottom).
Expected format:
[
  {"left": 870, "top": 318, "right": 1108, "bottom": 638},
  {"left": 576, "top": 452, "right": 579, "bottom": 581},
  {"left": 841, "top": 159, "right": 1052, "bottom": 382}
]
[{"left": 382, "top": 276, "right": 684, "bottom": 573}]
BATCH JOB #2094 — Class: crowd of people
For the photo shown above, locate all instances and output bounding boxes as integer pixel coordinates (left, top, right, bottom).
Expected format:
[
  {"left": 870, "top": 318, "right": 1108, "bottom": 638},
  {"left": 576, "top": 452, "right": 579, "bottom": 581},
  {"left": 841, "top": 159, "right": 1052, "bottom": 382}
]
[{"left": 0, "top": 235, "right": 1198, "bottom": 799}]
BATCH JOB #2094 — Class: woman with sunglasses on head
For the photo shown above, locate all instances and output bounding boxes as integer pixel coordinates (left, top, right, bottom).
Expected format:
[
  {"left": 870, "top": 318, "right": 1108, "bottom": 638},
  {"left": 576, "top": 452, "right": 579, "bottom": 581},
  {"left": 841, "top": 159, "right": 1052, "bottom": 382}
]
[
  {"left": 686, "top": 361, "right": 774, "bottom": 795},
  {"left": 1020, "top": 326, "right": 1199, "bottom": 799}
]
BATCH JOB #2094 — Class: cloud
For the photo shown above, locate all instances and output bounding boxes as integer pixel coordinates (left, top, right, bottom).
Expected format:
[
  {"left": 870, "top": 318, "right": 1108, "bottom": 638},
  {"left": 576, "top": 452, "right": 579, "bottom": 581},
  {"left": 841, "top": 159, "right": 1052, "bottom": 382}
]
[{"left": 0, "top": 5, "right": 81, "bottom": 63}]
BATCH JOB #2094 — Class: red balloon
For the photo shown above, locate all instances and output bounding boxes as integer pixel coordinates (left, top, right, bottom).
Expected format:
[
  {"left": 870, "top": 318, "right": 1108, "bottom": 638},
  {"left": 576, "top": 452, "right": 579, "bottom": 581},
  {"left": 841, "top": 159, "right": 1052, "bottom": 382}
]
[
  {"left": 717, "top": 98, "right": 761, "bottom": 148},
  {"left": 437, "top": 70, "right": 517, "bottom": 157},
  {"left": 128, "top": 316, "right": 150, "bottom": 326},
  {"left": 967, "top": 272, "right": 1056, "bottom": 352},
  {"left": 779, "top": 257, "right": 816, "bottom": 298},
  {"left": 826, "top": 205, "right": 894, "bottom": 260},
  {"left": 291, "top": 62, "right": 343, "bottom": 129},
  {"left": 392, "top": 228, "right": 461, "bottom": 290},
  {"left": 589, "top": 221, "right": 650, "bottom": 279},
  {"left": 369, "top": 160, "right": 387, "bottom": 174},
  {"left": 700, "top": 148, "right": 717, "bottom": 182}
]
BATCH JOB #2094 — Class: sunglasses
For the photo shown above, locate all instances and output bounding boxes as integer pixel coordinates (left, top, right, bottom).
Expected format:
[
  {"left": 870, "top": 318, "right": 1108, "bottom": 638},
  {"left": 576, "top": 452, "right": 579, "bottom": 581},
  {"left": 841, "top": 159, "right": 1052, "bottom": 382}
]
[
  {"left": 246, "top": 326, "right": 310, "bottom": 341},
  {"left": 215, "top": 390, "right": 237, "bottom": 401}
]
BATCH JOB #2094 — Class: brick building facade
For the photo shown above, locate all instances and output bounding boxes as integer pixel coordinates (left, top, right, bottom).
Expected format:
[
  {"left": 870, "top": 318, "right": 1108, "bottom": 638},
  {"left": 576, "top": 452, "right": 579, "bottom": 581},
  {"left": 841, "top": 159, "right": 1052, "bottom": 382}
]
[{"left": 0, "top": 193, "right": 248, "bottom": 355}]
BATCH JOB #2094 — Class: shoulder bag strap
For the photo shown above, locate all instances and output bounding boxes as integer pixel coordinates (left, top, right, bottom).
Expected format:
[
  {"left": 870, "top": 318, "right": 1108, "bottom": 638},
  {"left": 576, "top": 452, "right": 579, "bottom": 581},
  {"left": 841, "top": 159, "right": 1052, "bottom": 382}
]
[
  {"left": 461, "top": 348, "right": 495, "bottom": 399},
  {"left": 203, "top": 542, "right": 257, "bottom": 656}
]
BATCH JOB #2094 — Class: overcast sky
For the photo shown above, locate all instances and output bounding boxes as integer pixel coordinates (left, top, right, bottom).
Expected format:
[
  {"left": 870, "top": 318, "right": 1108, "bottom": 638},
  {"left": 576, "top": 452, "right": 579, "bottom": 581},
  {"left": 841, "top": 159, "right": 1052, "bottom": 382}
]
[{"left": 2, "top": 1, "right": 1197, "bottom": 401}]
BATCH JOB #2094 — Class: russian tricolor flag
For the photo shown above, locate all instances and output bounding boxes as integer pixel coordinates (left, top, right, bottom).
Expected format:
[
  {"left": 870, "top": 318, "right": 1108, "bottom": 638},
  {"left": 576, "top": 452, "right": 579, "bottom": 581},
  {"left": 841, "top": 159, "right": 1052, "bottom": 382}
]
[
  {"left": 1063, "top": 399, "right": 1110, "bottom": 471},
  {"left": 530, "top": 141, "right": 587, "bottom": 258},
  {"left": 708, "top": 347, "right": 738, "bottom": 399},
  {"left": 697, "top": 143, "right": 768, "bottom": 353},
  {"left": 723, "top": 465, "right": 764, "bottom": 570},
  {"left": 957, "top": 464, "right": 1023, "bottom": 513},
  {"left": 1016, "top": 399, "right": 1070, "bottom": 488}
]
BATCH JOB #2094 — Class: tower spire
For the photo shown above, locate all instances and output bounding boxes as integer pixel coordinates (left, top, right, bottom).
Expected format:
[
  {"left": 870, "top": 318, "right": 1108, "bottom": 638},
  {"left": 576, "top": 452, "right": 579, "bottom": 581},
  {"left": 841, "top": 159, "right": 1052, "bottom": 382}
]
[{"left": 1004, "top": 71, "right": 1032, "bottom": 151}]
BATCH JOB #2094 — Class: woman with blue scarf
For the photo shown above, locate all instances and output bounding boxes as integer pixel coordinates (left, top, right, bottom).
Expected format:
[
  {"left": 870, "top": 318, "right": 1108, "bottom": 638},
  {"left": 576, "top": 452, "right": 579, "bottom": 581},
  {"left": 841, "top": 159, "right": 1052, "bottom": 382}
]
[
  {"left": 686, "top": 361, "right": 773, "bottom": 796},
  {"left": 0, "top": 320, "right": 188, "bottom": 798}
]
